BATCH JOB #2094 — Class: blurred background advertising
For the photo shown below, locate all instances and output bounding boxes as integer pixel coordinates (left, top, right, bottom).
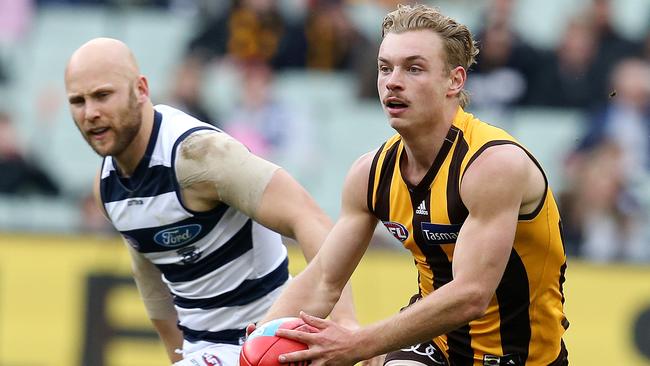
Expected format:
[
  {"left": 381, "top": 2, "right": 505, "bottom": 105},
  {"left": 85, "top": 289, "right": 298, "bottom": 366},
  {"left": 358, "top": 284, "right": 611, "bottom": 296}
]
[{"left": 0, "top": 0, "right": 649, "bottom": 365}]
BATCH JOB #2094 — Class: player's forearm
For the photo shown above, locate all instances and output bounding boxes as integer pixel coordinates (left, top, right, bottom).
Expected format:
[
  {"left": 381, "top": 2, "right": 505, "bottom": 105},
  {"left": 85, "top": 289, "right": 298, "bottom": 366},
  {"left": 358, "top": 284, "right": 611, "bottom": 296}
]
[
  {"left": 355, "top": 280, "right": 486, "bottom": 359},
  {"left": 152, "top": 317, "right": 184, "bottom": 363},
  {"left": 328, "top": 282, "right": 358, "bottom": 326},
  {"left": 262, "top": 264, "right": 340, "bottom": 324}
]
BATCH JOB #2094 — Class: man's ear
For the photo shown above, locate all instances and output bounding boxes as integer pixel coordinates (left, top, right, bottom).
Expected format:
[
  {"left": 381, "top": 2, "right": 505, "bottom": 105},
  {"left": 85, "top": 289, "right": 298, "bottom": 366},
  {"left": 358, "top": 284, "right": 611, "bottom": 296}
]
[
  {"left": 447, "top": 66, "right": 466, "bottom": 98},
  {"left": 136, "top": 75, "right": 150, "bottom": 101}
]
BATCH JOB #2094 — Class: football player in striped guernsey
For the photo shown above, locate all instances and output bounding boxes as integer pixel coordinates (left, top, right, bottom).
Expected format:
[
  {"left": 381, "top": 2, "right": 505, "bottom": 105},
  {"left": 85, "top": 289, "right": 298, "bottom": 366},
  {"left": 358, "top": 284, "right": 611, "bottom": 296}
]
[
  {"left": 260, "top": 5, "right": 569, "bottom": 366},
  {"left": 64, "top": 38, "right": 358, "bottom": 366}
]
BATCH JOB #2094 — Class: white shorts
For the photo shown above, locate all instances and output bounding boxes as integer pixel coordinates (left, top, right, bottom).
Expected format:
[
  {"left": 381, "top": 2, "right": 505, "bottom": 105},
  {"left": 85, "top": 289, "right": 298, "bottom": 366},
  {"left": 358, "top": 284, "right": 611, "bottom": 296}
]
[{"left": 173, "top": 343, "right": 241, "bottom": 366}]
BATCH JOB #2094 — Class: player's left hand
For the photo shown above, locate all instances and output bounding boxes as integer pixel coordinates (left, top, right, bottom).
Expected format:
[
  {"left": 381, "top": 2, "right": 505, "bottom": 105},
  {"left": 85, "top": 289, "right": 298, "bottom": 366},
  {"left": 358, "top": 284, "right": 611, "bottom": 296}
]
[
  {"left": 331, "top": 318, "right": 384, "bottom": 366},
  {"left": 275, "top": 311, "right": 364, "bottom": 366}
]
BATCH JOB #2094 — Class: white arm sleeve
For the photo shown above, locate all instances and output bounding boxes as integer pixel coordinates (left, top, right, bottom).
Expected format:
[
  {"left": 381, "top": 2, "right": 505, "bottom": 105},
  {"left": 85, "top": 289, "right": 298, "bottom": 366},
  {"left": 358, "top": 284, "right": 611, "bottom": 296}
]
[
  {"left": 175, "top": 132, "right": 280, "bottom": 217},
  {"left": 124, "top": 240, "right": 177, "bottom": 320}
]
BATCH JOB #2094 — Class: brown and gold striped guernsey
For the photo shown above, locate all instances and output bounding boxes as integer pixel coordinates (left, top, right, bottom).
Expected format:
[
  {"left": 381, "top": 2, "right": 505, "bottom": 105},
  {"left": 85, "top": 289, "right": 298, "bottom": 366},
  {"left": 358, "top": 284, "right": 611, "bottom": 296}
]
[{"left": 368, "top": 108, "right": 568, "bottom": 365}]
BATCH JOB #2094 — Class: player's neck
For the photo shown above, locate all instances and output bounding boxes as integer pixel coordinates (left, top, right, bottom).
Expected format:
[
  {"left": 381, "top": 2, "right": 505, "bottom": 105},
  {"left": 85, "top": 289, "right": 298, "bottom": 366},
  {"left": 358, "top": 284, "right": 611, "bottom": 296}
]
[
  {"left": 399, "top": 103, "right": 458, "bottom": 183},
  {"left": 115, "top": 103, "right": 154, "bottom": 177}
]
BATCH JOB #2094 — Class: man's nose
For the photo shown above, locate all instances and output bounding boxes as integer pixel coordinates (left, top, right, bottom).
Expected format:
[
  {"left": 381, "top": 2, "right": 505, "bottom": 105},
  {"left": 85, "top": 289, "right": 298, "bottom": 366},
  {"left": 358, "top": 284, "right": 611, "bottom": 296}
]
[
  {"left": 84, "top": 101, "right": 101, "bottom": 122},
  {"left": 385, "top": 69, "right": 404, "bottom": 90}
]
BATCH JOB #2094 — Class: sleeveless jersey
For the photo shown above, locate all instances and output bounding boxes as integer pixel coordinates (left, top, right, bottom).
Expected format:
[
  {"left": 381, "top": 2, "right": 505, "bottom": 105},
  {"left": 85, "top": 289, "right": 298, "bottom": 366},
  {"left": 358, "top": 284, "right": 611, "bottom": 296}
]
[
  {"left": 367, "top": 108, "right": 568, "bottom": 365},
  {"left": 99, "top": 105, "right": 289, "bottom": 347}
]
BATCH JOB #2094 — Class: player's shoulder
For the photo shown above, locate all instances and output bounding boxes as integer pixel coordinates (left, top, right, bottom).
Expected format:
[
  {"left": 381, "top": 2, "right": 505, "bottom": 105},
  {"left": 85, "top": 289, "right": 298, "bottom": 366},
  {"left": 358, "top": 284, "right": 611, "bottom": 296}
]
[
  {"left": 462, "top": 143, "right": 531, "bottom": 196},
  {"left": 342, "top": 149, "right": 380, "bottom": 190},
  {"left": 350, "top": 150, "right": 377, "bottom": 176},
  {"left": 155, "top": 103, "right": 218, "bottom": 130},
  {"left": 467, "top": 144, "right": 530, "bottom": 176},
  {"left": 177, "top": 130, "right": 246, "bottom": 164}
]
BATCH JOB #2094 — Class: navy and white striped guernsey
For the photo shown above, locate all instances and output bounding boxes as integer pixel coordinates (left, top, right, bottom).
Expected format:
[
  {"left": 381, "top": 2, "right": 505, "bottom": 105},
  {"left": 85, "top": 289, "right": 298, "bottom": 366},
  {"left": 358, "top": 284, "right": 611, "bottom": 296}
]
[{"left": 99, "top": 104, "right": 289, "bottom": 346}]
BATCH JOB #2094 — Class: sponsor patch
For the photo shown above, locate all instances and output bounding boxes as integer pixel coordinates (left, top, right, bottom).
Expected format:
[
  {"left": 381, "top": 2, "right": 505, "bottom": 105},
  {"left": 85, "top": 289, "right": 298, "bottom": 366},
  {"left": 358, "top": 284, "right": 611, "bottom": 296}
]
[
  {"left": 383, "top": 221, "right": 409, "bottom": 242},
  {"left": 420, "top": 223, "right": 462, "bottom": 245},
  {"left": 154, "top": 224, "right": 202, "bottom": 247}
]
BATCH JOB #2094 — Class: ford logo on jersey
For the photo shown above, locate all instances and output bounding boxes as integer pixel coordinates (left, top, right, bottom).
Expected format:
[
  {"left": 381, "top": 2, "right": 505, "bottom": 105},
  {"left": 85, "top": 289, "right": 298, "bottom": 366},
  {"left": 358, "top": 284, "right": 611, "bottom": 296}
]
[{"left": 154, "top": 224, "right": 202, "bottom": 247}]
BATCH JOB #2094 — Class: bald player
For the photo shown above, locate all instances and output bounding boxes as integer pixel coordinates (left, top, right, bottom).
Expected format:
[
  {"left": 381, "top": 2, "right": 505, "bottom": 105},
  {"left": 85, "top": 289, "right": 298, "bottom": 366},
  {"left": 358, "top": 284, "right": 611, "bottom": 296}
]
[{"left": 64, "top": 38, "right": 358, "bottom": 366}]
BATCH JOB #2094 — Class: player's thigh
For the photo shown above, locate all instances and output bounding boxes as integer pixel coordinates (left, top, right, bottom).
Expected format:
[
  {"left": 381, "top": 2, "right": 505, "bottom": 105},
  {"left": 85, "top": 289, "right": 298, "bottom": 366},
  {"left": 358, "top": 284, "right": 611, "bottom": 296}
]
[
  {"left": 174, "top": 343, "right": 241, "bottom": 366},
  {"left": 384, "top": 341, "right": 449, "bottom": 366}
]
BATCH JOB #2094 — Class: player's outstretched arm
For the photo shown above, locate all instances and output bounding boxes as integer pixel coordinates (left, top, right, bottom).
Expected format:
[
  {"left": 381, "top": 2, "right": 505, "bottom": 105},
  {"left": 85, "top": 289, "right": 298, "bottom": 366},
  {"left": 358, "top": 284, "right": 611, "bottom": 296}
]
[
  {"left": 175, "top": 132, "right": 359, "bottom": 324},
  {"left": 259, "top": 152, "right": 379, "bottom": 325}
]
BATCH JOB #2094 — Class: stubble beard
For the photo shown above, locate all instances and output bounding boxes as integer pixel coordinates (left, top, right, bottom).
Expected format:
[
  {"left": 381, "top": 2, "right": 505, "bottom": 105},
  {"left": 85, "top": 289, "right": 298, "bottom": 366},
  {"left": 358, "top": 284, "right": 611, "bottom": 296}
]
[{"left": 89, "top": 92, "right": 142, "bottom": 158}]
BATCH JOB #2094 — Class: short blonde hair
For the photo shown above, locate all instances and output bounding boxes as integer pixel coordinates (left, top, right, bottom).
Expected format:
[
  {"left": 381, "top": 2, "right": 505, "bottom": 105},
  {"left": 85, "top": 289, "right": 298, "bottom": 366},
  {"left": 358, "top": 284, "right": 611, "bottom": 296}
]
[{"left": 382, "top": 4, "right": 479, "bottom": 108}]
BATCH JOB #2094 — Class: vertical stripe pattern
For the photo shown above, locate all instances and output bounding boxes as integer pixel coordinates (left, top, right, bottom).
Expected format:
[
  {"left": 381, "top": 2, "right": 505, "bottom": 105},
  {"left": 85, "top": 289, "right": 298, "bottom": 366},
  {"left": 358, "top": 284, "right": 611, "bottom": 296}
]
[{"left": 367, "top": 108, "right": 568, "bottom": 365}]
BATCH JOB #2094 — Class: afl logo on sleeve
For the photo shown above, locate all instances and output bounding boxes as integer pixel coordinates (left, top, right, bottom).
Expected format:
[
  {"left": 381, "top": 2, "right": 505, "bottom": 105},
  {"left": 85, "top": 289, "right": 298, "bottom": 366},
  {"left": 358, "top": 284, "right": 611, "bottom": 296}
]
[
  {"left": 383, "top": 221, "right": 410, "bottom": 242},
  {"left": 154, "top": 224, "right": 202, "bottom": 247}
]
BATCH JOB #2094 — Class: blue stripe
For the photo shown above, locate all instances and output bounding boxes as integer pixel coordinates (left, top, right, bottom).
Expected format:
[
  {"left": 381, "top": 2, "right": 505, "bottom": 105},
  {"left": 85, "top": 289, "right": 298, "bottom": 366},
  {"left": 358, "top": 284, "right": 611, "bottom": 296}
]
[
  {"left": 119, "top": 204, "right": 229, "bottom": 253},
  {"left": 100, "top": 110, "right": 164, "bottom": 202},
  {"left": 101, "top": 165, "right": 175, "bottom": 203},
  {"left": 178, "top": 325, "right": 246, "bottom": 345},
  {"left": 158, "top": 220, "right": 254, "bottom": 282},
  {"left": 174, "top": 257, "right": 289, "bottom": 309}
]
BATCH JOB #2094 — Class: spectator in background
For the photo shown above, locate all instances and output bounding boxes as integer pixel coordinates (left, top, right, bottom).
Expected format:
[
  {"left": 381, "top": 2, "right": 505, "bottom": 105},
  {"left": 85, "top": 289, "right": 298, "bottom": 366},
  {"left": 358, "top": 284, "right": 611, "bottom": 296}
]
[
  {"left": 561, "top": 58, "right": 650, "bottom": 262},
  {"left": 636, "top": 30, "right": 650, "bottom": 62},
  {"left": 302, "top": 0, "right": 373, "bottom": 71},
  {"left": 303, "top": 0, "right": 378, "bottom": 99},
  {"left": 529, "top": 17, "right": 601, "bottom": 109},
  {"left": 466, "top": 0, "right": 542, "bottom": 113},
  {"left": 164, "top": 54, "right": 217, "bottom": 126},
  {"left": 186, "top": 0, "right": 305, "bottom": 69},
  {"left": 588, "top": 0, "right": 639, "bottom": 95},
  {"left": 221, "top": 60, "right": 316, "bottom": 181},
  {"left": 0, "top": 111, "right": 60, "bottom": 196},
  {"left": 0, "top": 0, "right": 35, "bottom": 84},
  {"left": 172, "top": 0, "right": 305, "bottom": 126}
]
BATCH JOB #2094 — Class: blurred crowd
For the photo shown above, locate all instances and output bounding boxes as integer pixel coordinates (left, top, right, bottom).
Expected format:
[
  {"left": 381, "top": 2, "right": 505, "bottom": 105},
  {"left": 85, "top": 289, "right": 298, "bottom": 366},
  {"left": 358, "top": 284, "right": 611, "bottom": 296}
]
[{"left": 0, "top": 0, "right": 649, "bottom": 262}]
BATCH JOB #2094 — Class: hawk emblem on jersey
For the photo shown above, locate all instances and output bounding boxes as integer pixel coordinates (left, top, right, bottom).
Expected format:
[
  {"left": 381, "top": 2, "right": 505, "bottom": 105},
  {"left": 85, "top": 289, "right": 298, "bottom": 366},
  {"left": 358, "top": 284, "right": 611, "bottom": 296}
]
[
  {"left": 383, "top": 221, "right": 409, "bottom": 241},
  {"left": 420, "top": 223, "right": 462, "bottom": 245},
  {"left": 154, "top": 224, "right": 202, "bottom": 247}
]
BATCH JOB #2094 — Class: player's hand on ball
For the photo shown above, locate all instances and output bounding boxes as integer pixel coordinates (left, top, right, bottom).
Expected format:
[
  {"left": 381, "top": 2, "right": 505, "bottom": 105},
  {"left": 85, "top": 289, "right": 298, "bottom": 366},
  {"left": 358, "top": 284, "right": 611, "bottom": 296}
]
[{"left": 275, "top": 311, "right": 362, "bottom": 366}]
